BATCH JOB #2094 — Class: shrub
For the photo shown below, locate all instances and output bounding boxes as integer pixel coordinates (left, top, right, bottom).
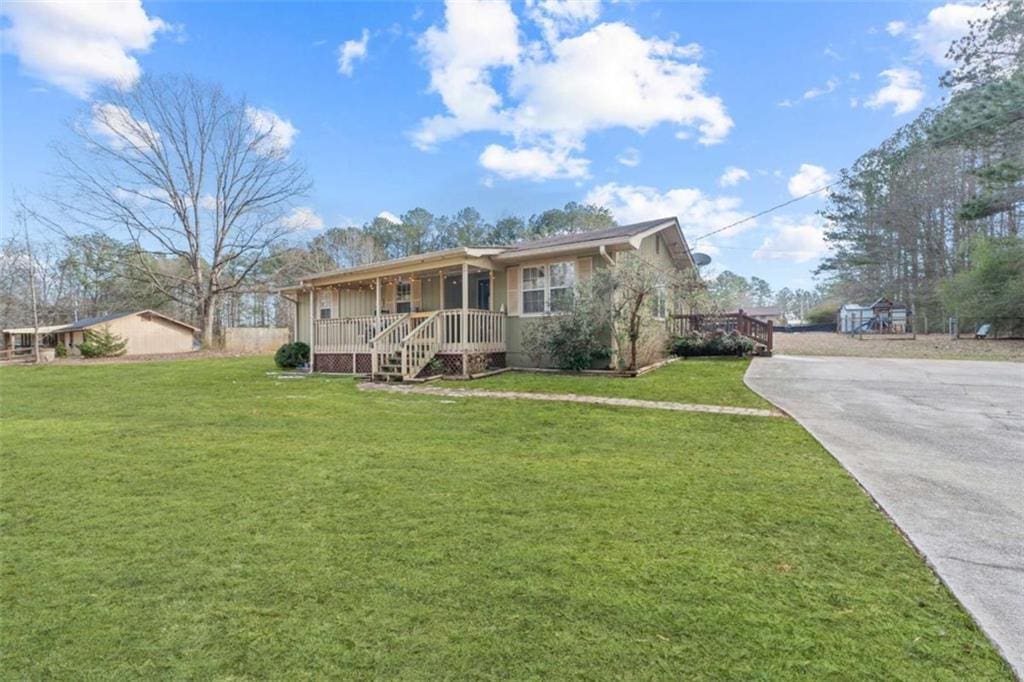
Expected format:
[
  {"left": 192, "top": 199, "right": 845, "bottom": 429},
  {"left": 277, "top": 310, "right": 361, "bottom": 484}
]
[
  {"left": 54, "top": 342, "right": 67, "bottom": 359},
  {"left": 545, "top": 315, "right": 610, "bottom": 371},
  {"left": 274, "top": 341, "right": 310, "bottom": 369},
  {"left": 670, "top": 331, "right": 753, "bottom": 357},
  {"left": 78, "top": 325, "right": 128, "bottom": 358}
]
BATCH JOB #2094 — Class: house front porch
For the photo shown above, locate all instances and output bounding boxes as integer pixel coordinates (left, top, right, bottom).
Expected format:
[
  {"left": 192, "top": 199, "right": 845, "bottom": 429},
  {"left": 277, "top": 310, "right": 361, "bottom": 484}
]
[{"left": 300, "top": 257, "right": 507, "bottom": 379}]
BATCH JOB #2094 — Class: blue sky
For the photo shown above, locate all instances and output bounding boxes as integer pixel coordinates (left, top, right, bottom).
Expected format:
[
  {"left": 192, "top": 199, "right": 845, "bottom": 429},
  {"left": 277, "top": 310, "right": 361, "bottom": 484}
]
[{"left": 1, "top": 1, "right": 985, "bottom": 290}]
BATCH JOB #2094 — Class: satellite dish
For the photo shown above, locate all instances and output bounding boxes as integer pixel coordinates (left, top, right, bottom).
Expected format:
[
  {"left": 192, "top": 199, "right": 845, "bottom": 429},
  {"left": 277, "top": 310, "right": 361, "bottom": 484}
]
[{"left": 692, "top": 252, "right": 712, "bottom": 266}]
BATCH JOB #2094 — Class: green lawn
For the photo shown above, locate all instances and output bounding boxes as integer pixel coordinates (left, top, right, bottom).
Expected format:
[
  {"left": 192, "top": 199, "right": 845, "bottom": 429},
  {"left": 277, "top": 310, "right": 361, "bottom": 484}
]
[
  {"left": 0, "top": 358, "right": 1010, "bottom": 679},
  {"left": 468, "top": 357, "right": 771, "bottom": 409}
]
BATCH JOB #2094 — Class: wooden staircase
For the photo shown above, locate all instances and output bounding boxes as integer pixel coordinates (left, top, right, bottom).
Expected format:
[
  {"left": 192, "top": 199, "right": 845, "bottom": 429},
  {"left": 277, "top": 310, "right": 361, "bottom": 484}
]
[{"left": 370, "top": 311, "right": 443, "bottom": 382}]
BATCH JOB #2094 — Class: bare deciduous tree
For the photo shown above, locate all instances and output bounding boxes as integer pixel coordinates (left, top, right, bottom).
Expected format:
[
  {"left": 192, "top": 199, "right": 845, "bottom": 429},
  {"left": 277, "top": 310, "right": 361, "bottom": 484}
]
[{"left": 53, "top": 74, "right": 311, "bottom": 346}]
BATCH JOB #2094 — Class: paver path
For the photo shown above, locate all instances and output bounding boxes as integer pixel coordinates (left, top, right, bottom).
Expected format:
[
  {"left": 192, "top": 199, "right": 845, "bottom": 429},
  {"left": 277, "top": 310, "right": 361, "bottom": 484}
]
[
  {"left": 745, "top": 355, "right": 1024, "bottom": 677},
  {"left": 358, "top": 381, "right": 783, "bottom": 418}
]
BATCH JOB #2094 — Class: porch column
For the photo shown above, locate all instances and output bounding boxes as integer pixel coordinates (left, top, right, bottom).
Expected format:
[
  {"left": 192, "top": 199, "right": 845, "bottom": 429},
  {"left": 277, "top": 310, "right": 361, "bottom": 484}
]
[
  {"left": 461, "top": 263, "right": 469, "bottom": 376},
  {"left": 439, "top": 270, "right": 445, "bottom": 309},
  {"left": 489, "top": 270, "right": 495, "bottom": 311},
  {"left": 309, "top": 287, "right": 315, "bottom": 372},
  {"left": 375, "top": 276, "right": 381, "bottom": 320}
]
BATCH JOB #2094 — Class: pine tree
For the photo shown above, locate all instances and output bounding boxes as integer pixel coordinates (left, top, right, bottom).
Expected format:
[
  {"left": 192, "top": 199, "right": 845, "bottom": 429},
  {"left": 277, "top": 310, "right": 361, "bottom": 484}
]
[{"left": 78, "top": 325, "right": 128, "bottom": 358}]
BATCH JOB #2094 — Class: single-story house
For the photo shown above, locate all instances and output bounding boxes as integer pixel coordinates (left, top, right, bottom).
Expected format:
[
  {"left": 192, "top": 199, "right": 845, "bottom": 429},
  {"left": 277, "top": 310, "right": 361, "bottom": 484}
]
[
  {"left": 728, "top": 307, "right": 784, "bottom": 326},
  {"left": 2, "top": 310, "right": 198, "bottom": 357},
  {"left": 838, "top": 297, "right": 910, "bottom": 333},
  {"left": 281, "top": 217, "right": 699, "bottom": 378}
]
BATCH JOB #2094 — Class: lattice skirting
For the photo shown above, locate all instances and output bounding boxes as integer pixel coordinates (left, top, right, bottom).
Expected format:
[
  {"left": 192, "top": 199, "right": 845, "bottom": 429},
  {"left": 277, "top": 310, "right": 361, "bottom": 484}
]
[
  {"left": 314, "top": 353, "right": 371, "bottom": 373},
  {"left": 417, "top": 352, "right": 506, "bottom": 378}
]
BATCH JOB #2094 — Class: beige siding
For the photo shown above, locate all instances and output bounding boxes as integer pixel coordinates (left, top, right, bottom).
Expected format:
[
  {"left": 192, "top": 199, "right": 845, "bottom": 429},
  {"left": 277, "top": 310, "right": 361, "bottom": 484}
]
[
  {"left": 97, "top": 314, "right": 195, "bottom": 355},
  {"left": 296, "top": 294, "right": 311, "bottom": 344}
]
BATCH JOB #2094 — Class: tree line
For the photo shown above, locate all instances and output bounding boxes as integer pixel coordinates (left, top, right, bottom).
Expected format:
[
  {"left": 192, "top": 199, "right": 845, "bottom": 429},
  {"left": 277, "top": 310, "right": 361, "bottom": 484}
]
[
  {"left": 818, "top": 0, "right": 1023, "bottom": 333},
  {"left": 2, "top": 200, "right": 617, "bottom": 340}
]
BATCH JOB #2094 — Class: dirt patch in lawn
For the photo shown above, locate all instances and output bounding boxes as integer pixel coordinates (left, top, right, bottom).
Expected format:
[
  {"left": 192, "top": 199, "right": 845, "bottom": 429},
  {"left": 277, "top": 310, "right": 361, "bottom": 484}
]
[{"left": 774, "top": 332, "right": 1024, "bottom": 362}]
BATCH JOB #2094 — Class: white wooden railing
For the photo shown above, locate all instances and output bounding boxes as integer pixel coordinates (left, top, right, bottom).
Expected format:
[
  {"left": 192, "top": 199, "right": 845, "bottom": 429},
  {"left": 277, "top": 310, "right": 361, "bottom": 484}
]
[
  {"left": 438, "top": 309, "right": 505, "bottom": 353},
  {"left": 315, "top": 314, "right": 402, "bottom": 352},
  {"left": 370, "top": 314, "right": 410, "bottom": 374},
  {"left": 401, "top": 311, "right": 443, "bottom": 378}
]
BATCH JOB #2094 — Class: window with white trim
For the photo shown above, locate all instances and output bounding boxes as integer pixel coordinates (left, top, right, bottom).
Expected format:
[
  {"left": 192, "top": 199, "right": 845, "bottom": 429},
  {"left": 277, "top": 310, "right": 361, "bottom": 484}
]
[
  {"left": 521, "top": 261, "right": 575, "bottom": 315},
  {"left": 318, "top": 291, "right": 332, "bottom": 320},
  {"left": 395, "top": 281, "right": 412, "bottom": 313},
  {"left": 651, "top": 285, "right": 667, "bottom": 320}
]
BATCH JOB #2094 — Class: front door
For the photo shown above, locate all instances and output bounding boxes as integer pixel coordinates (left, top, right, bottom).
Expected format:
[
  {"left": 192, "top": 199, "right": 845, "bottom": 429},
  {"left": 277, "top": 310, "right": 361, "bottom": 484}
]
[{"left": 477, "top": 278, "right": 490, "bottom": 310}]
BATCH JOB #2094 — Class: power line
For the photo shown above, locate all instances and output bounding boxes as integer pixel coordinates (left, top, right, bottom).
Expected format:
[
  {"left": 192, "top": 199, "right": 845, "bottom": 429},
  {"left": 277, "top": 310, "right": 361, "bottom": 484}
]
[{"left": 691, "top": 108, "right": 1019, "bottom": 246}]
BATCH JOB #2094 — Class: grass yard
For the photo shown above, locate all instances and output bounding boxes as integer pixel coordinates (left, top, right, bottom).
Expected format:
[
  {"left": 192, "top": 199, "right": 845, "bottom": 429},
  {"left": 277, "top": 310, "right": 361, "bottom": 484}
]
[
  {"left": 0, "top": 358, "right": 1011, "bottom": 679},
  {"left": 468, "top": 357, "right": 771, "bottom": 409}
]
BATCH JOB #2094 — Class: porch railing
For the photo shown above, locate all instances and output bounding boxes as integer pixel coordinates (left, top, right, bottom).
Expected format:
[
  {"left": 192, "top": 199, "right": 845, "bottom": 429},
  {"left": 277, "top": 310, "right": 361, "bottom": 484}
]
[
  {"left": 669, "top": 311, "right": 773, "bottom": 350},
  {"left": 401, "top": 311, "right": 443, "bottom": 378},
  {"left": 370, "top": 314, "right": 411, "bottom": 374},
  {"left": 314, "top": 313, "right": 402, "bottom": 353},
  {"left": 438, "top": 309, "right": 505, "bottom": 353}
]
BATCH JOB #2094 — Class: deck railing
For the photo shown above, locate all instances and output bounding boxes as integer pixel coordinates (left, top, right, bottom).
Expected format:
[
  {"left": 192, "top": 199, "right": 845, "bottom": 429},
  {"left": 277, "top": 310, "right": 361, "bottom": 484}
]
[
  {"left": 314, "top": 313, "right": 402, "bottom": 353},
  {"left": 370, "top": 314, "right": 411, "bottom": 374},
  {"left": 669, "top": 311, "right": 773, "bottom": 350},
  {"left": 438, "top": 309, "right": 505, "bottom": 353},
  {"left": 315, "top": 309, "right": 507, "bottom": 364},
  {"left": 401, "top": 311, "right": 443, "bottom": 378}
]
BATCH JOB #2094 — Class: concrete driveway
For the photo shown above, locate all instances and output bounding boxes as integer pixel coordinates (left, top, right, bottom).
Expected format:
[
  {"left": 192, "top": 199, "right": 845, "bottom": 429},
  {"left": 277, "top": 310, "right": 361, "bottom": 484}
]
[{"left": 745, "top": 355, "right": 1024, "bottom": 676}]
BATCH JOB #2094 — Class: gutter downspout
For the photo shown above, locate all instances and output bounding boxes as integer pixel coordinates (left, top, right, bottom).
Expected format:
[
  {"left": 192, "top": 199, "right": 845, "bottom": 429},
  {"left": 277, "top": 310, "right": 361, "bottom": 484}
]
[{"left": 599, "top": 245, "right": 615, "bottom": 266}]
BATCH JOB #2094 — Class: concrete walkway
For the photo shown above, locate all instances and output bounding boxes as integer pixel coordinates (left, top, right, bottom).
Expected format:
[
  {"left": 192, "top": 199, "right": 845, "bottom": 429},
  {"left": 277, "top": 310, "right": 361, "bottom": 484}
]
[
  {"left": 745, "top": 355, "right": 1024, "bottom": 676},
  {"left": 358, "top": 382, "right": 783, "bottom": 418}
]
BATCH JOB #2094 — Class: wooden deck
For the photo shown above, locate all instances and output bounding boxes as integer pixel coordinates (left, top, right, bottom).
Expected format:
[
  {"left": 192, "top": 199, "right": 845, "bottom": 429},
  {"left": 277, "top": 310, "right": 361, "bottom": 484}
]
[{"left": 669, "top": 311, "right": 774, "bottom": 350}]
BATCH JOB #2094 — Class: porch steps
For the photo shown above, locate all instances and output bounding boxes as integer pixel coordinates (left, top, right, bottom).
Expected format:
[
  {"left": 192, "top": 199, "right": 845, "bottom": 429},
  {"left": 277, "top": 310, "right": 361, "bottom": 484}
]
[{"left": 373, "top": 352, "right": 411, "bottom": 382}]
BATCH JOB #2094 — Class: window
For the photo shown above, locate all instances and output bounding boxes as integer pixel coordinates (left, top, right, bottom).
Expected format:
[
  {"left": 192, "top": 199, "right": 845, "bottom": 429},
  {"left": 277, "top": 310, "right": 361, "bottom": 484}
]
[
  {"left": 318, "top": 292, "right": 332, "bottom": 319},
  {"left": 395, "top": 281, "right": 412, "bottom": 313},
  {"left": 521, "top": 261, "right": 575, "bottom": 315},
  {"left": 651, "top": 285, "right": 667, "bottom": 320}
]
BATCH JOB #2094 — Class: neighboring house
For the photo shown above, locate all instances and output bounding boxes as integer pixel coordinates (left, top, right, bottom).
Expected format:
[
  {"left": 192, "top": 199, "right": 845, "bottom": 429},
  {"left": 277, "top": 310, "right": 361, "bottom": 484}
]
[
  {"left": 282, "top": 217, "right": 699, "bottom": 378},
  {"left": 838, "top": 297, "right": 910, "bottom": 333},
  {"left": 2, "top": 310, "right": 198, "bottom": 356},
  {"left": 728, "top": 306, "right": 784, "bottom": 326}
]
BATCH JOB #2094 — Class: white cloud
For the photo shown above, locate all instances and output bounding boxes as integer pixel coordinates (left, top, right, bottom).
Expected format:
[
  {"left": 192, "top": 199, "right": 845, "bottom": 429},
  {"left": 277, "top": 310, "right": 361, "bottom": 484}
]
[
  {"left": 527, "top": 0, "right": 601, "bottom": 44},
  {"left": 913, "top": 3, "right": 989, "bottom": 65},
  {"left": 584, "top": 182, "right": 753, "bottom": 242},
  {"left": 616, "top": 146, "right": 641, "bottom": 167},
  {"left": 865, "top": 68, "right": 925, "bottom": 115},
  {"left": 753, "top": 216, "right": 830, "bottom": 263},
  {"left": 0, "top": 0, "right": 168, "bottom": 97},
  {"left": 787, "top": 164, "right": 832, "bottom": 198},
  {"left": 414, "top": 0, "right": 731, "bottom": 181},
  {"left": 338, "top": 29, "right": 370, "bottom": 76},
  {"left": 718, "top": 166, "right": 749, "bottom": 187},
  {"left": 803, "top": 77, "right": 839, "bottom": 100},
  {"left": 413, "top": 0, "right": 521, "bottom": 150},
  {"left": 282, "top": 207, "right": 324, "bottom": 232},
  {"left": 245, "top": 106, "right": 298, "bottom": 156},
  {"left": 479, "top": 143, "right": 589, "bottom": 180},
  {"left": 91, "top": 103, "right": 158, "bottom": 150},
  {"left": 885, "top": 20, "right": 907, "bottom": 36},
  {"left": 377, "top": 211, "right": 401, "bottom": 224},
  {"left": 823, "top": 46, "right": 841, "bottom": 60}
]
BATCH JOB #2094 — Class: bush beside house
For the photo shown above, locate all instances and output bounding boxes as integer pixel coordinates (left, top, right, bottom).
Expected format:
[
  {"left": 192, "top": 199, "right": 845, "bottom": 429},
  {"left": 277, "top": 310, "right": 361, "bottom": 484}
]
[{"left": 275, "top": 341, "right": 310, "bottom": 369}]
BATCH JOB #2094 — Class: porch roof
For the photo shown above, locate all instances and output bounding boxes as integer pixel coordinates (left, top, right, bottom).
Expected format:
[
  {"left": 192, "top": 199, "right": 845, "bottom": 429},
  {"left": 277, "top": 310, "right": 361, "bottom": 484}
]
[
  {"left": 283, "top": 246, "right": 506, "bottom": 290},
  {"left": 2, "top": 324, "right": 66, "bottom": 335}
]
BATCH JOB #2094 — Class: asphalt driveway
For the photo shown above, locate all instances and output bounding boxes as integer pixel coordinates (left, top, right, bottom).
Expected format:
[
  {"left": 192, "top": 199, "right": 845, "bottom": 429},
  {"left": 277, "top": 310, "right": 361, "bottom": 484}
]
[{"left": 745, "top": 355, "right": 1024, "bottom": 676}]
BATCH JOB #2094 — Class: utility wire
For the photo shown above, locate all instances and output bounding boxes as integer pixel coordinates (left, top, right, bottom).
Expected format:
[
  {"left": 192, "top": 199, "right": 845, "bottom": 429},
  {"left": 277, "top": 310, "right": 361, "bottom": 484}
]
[{"left": 691, "top": 108, "right": 1019, "bottom": 246}]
